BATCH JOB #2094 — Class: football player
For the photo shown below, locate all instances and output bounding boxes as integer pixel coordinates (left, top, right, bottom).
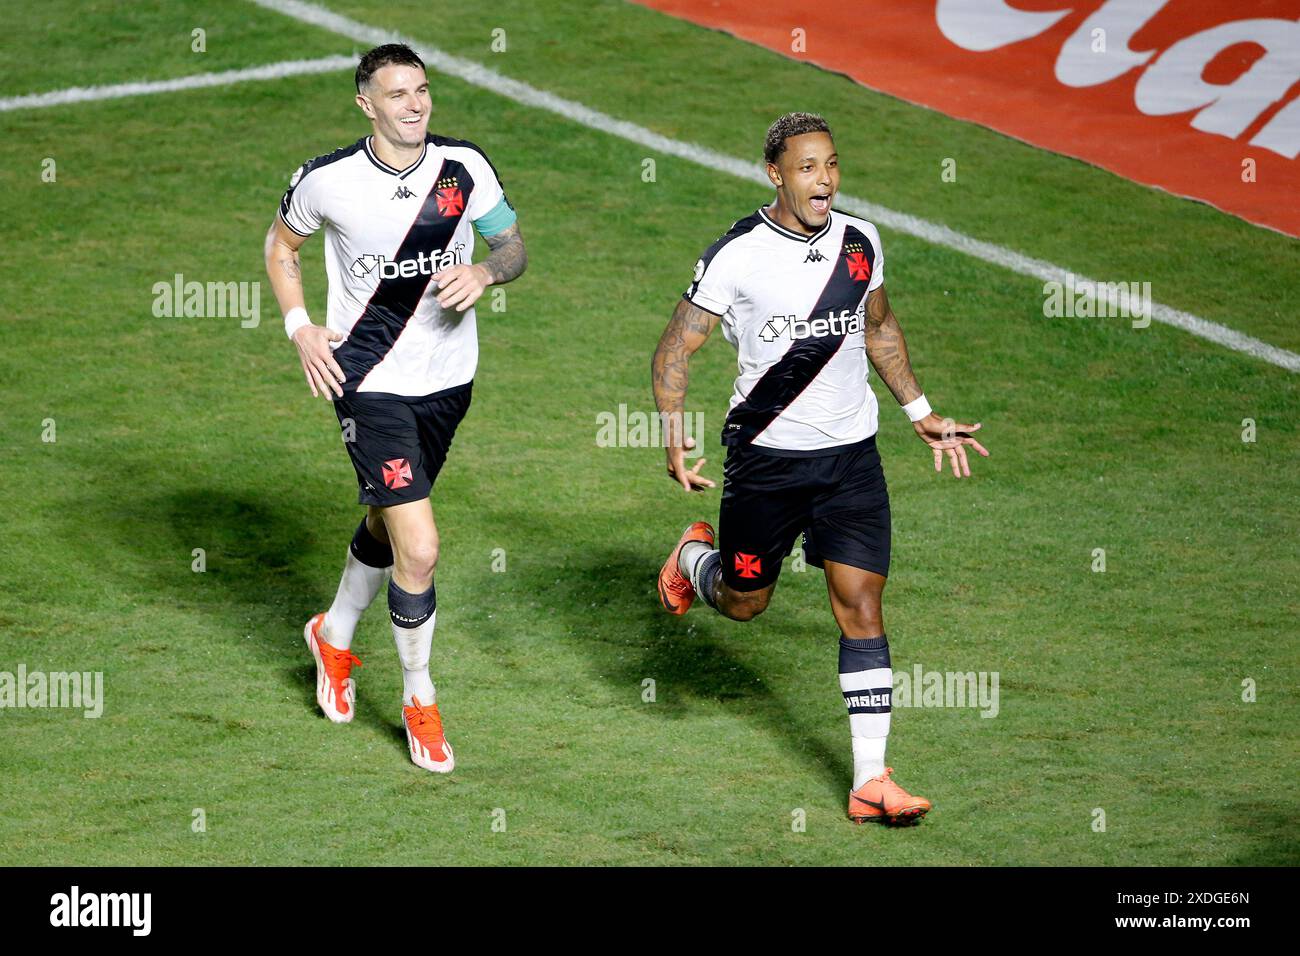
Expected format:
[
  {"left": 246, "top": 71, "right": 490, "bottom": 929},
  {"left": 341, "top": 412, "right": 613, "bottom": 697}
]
[
  {"left": 264, "top": 44, "right": 526, "bottom": 773},
  {"left": 652, "top": 112, "right": 987, "bottom": 823}
]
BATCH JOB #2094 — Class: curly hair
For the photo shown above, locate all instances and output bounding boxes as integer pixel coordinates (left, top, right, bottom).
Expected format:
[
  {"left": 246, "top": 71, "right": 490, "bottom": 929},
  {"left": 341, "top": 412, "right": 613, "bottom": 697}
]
[{"left": 763, "top": 112, "right": 833, "bottom": 165}]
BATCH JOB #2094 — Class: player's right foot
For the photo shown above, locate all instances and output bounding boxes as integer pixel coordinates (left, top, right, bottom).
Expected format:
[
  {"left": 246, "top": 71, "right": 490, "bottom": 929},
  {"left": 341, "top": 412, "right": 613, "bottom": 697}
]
[
  {"left": 848, "top": 767, "right": 932, "bottom": 825},
  {"left": 403, "top": 697, "right": 455, "bottom": 773},
  {"left": 304, "top": 613, "right": 362, "bottom": 723},
  {"left": 658, "top": 521, "right": 715, "bottom": 615}
]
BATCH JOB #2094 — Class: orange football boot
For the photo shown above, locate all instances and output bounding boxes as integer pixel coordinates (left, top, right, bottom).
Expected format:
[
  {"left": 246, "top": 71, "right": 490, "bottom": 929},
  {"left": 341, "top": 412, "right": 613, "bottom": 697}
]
[
  {"left": 304, "top": 613, "right": 362, "bottom": 723},
  {"left": 657, "top": 521, "right": 716, "bottom": 615},
  {"left": 403, "top": 696, "right": 455, "bottom": 773},
  {"left": 848, "top": 768, "right": 932, "bottom": 825}
]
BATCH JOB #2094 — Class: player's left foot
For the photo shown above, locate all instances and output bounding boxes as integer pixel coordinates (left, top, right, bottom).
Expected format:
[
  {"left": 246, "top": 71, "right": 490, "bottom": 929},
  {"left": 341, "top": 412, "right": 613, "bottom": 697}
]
[
  {"left": 848, "top": 767, "right": 931, "bottom": 825},
  {"left": 658, "top": 521, "right": 715, "bottom": 615},
  {"left": 403, "top": 696, "right": 455, "bottom": 773}
]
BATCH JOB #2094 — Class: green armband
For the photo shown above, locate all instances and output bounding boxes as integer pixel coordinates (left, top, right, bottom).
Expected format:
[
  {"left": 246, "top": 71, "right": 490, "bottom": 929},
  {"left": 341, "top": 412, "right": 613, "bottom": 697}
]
[{"left": 473, "top": 196, "right": 517, "bottom": 238}]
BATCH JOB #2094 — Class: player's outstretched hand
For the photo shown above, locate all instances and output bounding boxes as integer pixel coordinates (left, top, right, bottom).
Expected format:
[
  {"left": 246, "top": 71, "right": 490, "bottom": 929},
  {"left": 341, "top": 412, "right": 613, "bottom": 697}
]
[
  {"left": 912, "top": 413, "right": 989, "bottom": 478},
  {"left": 292, "top": 323, "right": 346, "bottom": 399},
  {"left": 665, "top": 436, "right": 715, "bottom": 492},
  {"left": 433, "top": 263, "right": 492, "bottom": 312}
]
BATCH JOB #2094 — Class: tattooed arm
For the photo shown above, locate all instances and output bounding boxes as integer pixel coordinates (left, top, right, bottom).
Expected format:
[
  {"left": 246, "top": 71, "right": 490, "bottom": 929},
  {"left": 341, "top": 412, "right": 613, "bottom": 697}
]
[
  {"left": 265, "top": 214, "right": 345, "bottom": 399},
  {"left": 480, "top": 222, "right": 527, "bottom": 285},
  {"left": 434, "top": 222, "right": 527, "bottom": 311},
  {"left": 864, "top": 284, "right": 923, "bottom": 406},
  {"left": 652, "top": 297, "right": 720, "bottom": 491},
  {"left": 865, "top": 284, "right": 989, "bottom": 478},
  {"left": 264, "top": 214, "right": 309, "bottom": 317}
]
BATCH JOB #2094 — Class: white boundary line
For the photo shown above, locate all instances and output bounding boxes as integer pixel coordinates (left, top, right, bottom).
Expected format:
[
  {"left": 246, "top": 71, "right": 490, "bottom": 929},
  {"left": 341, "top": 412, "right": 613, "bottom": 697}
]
[
  {"left": 3, "top": 0, "right": 1291, "bottom": 371},
  {"left": 247, "top": 0, "right": 1298, "bottom": 373},
  {"left": 0, "top": 55, "right": 355, "bottom": 112}
]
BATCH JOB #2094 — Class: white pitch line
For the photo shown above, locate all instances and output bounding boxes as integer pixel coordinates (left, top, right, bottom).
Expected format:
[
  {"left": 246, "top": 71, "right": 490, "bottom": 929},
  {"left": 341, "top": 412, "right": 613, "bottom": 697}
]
[
  {"left": 248, "top": 0, "right": 1299, "bottom": 374},
  {"left": 0, "top": 55, "right": 355, "bottom": 113},
  {"left": 6, "top": 0, "right": 1290, "bottom": 371}
]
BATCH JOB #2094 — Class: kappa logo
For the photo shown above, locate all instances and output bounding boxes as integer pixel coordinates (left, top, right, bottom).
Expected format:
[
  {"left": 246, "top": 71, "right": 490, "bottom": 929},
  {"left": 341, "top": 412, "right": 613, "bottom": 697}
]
[
  {"left": 735, "top": 552, "right": 762, "bottom": 579},
  {"left": 758, "top": 306, "right": 866, "bottom": 343},
  {"left": 844, "top": 241, "right": 872, "bottom": 281},
  {"left": 435, "top": 176, "right": 464, "bottom": 216},
  {"left": 382, "top": 458, "right": 413, "bottom": 489},
  {"left": 804, "top": 248, "right": 827, "bottom": 263},
  {"left": 391, "top": 185, "right": 416, "bottom": 200}
]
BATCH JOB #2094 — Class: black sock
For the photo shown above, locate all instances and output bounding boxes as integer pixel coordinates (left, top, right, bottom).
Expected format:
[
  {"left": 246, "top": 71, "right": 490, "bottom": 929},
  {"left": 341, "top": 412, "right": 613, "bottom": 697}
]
[
  {"left": 350, "top": 517, "right": 393, "bottom": 569},
  {"left": 388, "top": 578, "right": 436, "bottom": 628}
]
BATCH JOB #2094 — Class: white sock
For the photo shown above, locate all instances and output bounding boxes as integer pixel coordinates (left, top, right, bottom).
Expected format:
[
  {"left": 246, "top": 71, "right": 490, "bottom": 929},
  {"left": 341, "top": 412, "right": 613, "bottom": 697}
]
[
  {"left": 324, "top": 551, "right": 389, "bottom": 650},
  {"left": 394, "top": 610, "right": 437, "bottom": 706},
  {"left": 677, "top": 540, "right": 708, "bottom": 577},
  {"left": 851, "top": 736, "right": 888, "bottom": 790},
  {"left": 681, "top": 541, "right": 718, "bottom": 587},
  {"left": 839, "top": 635, "right": 892, "bottom": 790}
]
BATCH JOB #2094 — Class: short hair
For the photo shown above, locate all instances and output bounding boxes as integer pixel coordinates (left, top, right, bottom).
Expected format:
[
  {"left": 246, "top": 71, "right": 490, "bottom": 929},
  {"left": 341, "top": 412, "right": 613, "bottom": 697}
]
[
  {"left": 355, "top": 43, "right": 426, "bottom": 93},
  {"left": 764, "top": 112, "right": 833, "bottom": 165}
]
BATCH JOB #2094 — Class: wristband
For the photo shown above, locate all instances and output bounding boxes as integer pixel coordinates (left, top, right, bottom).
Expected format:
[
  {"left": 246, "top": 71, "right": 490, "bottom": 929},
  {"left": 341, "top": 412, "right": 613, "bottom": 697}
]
[
  {"left": 902, "top": 394, "right": 932, "bottom": 422},
  {"left": 284, "top": 306, "right": 311, "bottom": 340}
]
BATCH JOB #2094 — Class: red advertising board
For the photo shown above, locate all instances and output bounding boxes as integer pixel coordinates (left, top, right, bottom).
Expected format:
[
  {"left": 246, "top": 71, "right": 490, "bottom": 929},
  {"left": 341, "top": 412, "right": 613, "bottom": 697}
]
[{"left": 636, "top": 0, "right": 1300, "bottom": 237}]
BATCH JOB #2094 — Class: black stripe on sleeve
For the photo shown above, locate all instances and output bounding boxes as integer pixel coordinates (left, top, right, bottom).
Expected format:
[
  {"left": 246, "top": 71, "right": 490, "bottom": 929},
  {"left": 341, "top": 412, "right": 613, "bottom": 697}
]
[
  {"left": 685, "top": 212, "right": 762, "bottom": 306},
  {"left": 278, "top": 138, "right": 366, "bottom": 234},
  {"left": 277, "top": 209, "right": 312, "bottom": 238}
]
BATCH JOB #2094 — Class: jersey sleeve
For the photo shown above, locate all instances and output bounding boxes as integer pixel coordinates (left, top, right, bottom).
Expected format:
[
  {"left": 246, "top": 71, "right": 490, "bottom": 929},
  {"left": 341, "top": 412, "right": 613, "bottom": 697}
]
[
  {"left": 465, "top": 149, "right": 517, "bottom": 238},
  {"left": 684, "top": 242, "right": 737, "bottom": 316},
  {"left": 278, "top": 161, "right": 325, "bottom": 237},
  {"left": 865, "top": 222, "right": 885, "bottom": 293}
]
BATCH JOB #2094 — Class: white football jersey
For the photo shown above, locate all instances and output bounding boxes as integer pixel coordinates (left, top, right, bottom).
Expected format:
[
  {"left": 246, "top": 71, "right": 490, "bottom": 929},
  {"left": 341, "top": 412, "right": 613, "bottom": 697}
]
[
  {"left": 280, "top": 134, "right": 515, "bottom": 397},
  {"left": 685, "top": 208, "right": 886, "bottom": 455}
]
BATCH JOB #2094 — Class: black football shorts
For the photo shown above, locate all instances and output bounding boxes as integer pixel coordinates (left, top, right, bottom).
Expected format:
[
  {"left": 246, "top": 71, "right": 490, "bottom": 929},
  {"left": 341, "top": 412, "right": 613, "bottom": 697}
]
[
  {"left": 332, "top": 382, "right": 472, "bottom": 507},
  {"left": 717, "top": 435, "right": 891, "bottom": 592}
]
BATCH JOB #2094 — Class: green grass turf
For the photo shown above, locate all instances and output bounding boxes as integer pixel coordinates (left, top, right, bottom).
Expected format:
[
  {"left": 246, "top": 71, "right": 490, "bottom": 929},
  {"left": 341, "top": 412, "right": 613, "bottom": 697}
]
[
  {"left": 0, "top": 0, "right": 1296, "bottom": 865},
  {"left": 0, "top": 0, "right": 347, "bottom": 96}
]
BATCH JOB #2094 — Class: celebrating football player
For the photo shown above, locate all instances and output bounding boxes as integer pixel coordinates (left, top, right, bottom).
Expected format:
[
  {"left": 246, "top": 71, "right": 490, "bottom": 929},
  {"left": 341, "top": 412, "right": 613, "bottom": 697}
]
[
  {"left": 264, "top": 44, "right": 527, "bottom": 773},
  {"left": 652, "top": 112, "right": 987, "bottom": 824}
]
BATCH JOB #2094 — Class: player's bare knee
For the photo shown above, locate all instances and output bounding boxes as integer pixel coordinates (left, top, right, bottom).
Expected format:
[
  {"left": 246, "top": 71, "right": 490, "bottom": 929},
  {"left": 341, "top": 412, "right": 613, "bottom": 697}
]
[
  {"left": 839, "top": 597, "right": 882, "bottom": 635},
  {"left": 396, "top": 541, "right": 438, "bottom": 583}
]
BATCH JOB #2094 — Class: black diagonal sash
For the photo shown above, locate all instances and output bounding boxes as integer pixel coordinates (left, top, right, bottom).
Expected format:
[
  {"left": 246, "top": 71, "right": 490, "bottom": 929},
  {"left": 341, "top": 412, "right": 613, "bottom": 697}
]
[
  {"left": 722, "top": 224, "right": 875, "bottom": 447},
  {"left": 334, "top": 158, "right": 474, "bottom": 392}
]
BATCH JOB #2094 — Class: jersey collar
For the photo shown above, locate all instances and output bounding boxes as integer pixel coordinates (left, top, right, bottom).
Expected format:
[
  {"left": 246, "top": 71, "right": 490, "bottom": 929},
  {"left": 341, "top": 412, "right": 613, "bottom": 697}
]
[
  {"left": 758, "top": 206, "right": 833, "bottom": 245},
  {"left": 363, "top": 136, "right": 429, "bottom": 179}
]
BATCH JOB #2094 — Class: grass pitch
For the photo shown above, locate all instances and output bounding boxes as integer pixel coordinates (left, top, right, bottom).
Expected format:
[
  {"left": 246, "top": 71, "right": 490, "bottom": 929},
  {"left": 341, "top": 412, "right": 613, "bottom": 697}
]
[{"left": 0, "top": 0, "right": 1296, "bottom": 866}]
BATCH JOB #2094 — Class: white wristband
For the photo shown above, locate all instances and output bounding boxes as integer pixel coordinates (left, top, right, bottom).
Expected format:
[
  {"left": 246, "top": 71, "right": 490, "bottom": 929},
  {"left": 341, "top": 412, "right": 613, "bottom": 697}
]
[
  {"left": 902, "top": 394, "right": 932, "bottom": 422},
  {"left": 284, "top": 306, "right": 311, "bottom": 340}
]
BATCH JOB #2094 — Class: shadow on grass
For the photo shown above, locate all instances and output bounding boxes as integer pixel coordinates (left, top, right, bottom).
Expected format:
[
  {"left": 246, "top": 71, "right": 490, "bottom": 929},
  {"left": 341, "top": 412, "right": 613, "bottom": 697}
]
[
  {"left": 505, "top": 533, "right": 851, "bottom": 801},
  {"left": 87, "top": 481, "right": 851, "bottom": 797},
  {"left": 90, "top": 484, "right": 405, "bottom": 749},
  {"left": 1224, "top": 801, "right": 1300, "bottom": 865}
]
